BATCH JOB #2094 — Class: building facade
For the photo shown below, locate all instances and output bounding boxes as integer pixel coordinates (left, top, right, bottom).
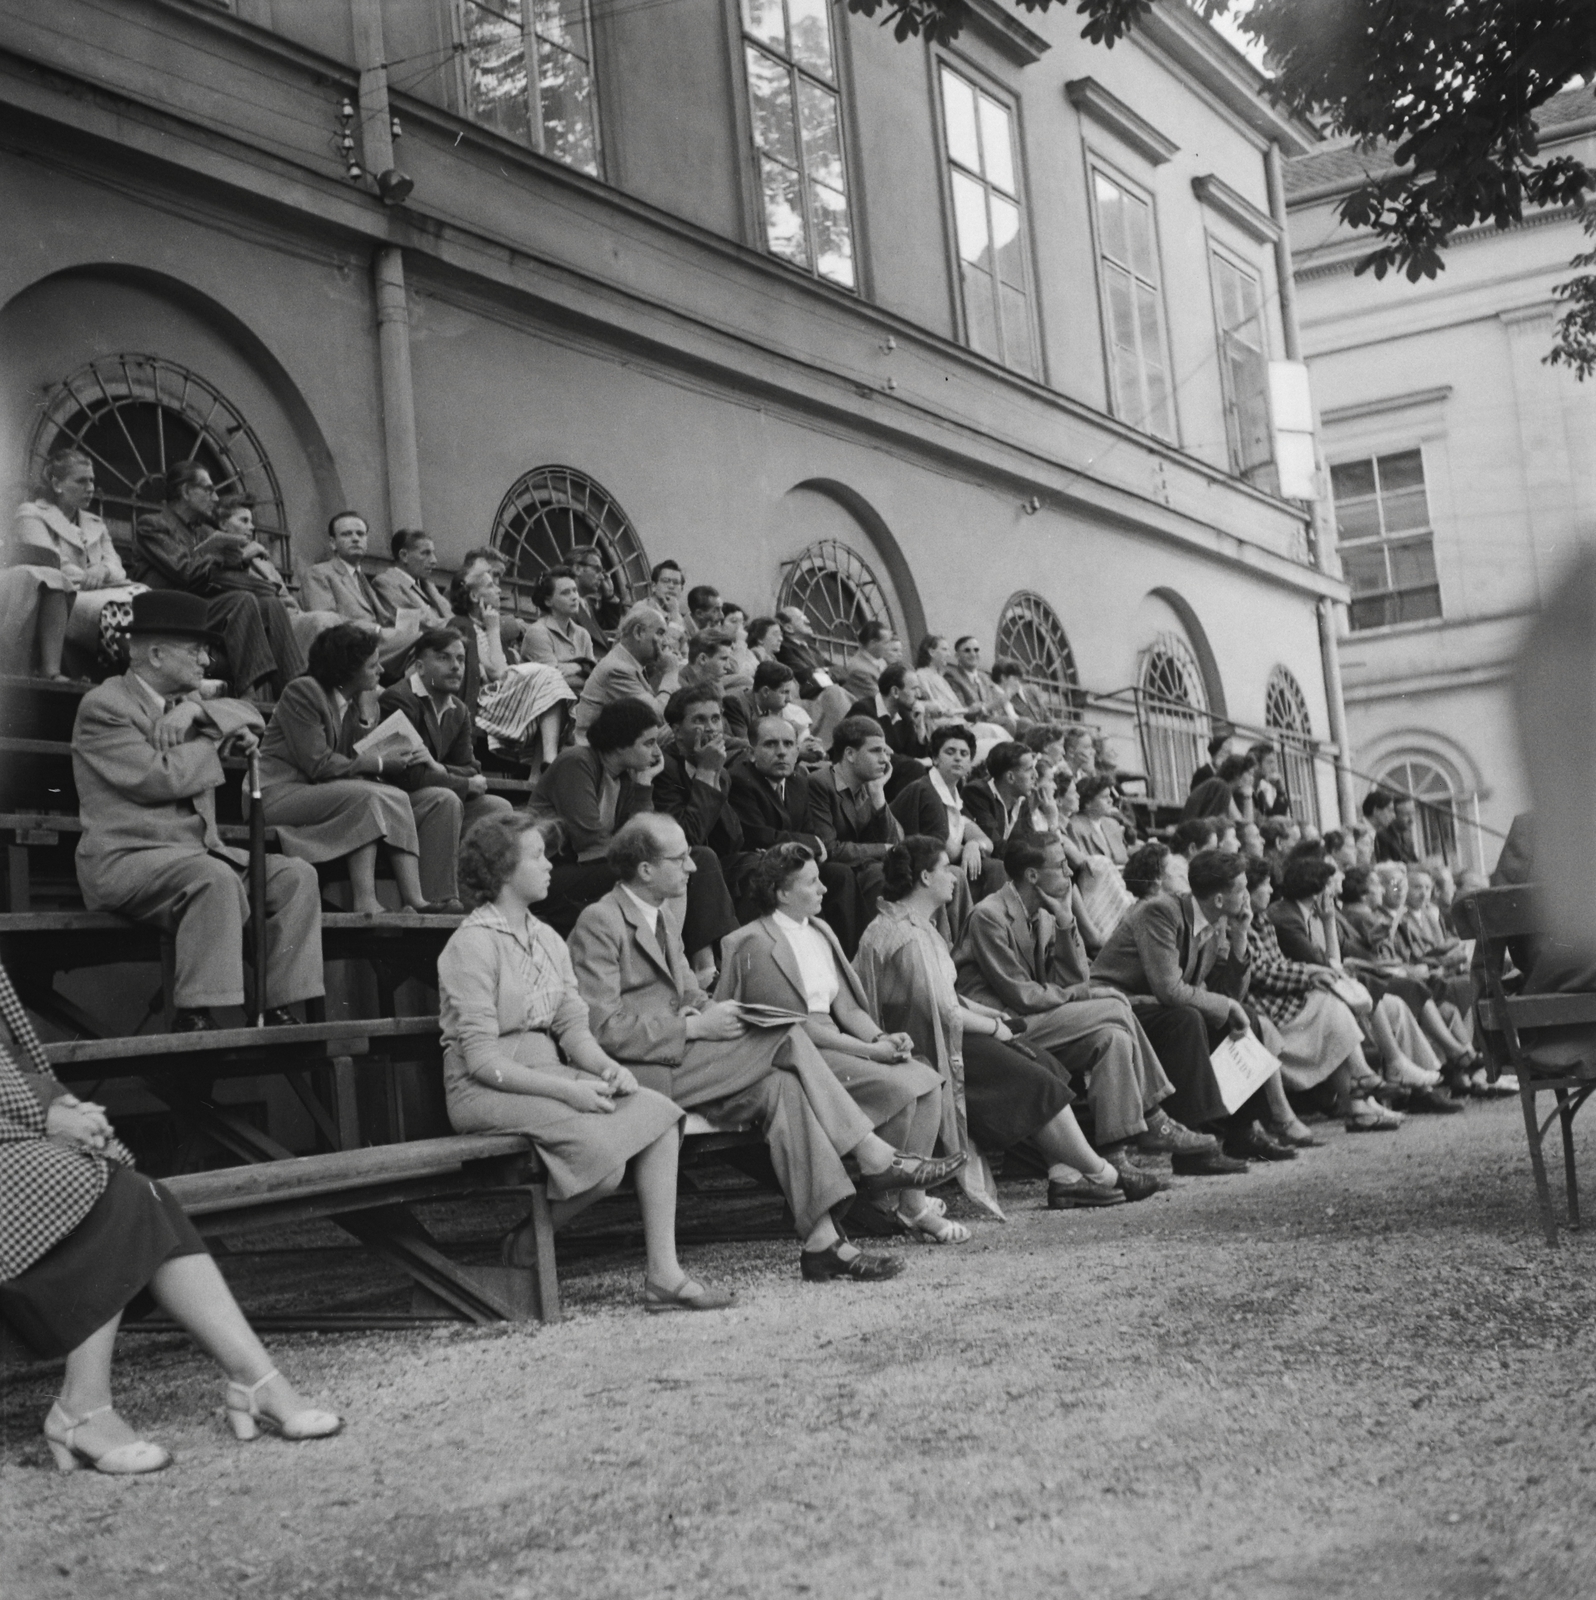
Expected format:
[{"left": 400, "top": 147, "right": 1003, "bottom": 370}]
[
  {"left": 1, "top": 0, "right": 1344, "bottom": 820},
  {"left": 1288, "top": 88, "right": 1596, "bottom": 867}
]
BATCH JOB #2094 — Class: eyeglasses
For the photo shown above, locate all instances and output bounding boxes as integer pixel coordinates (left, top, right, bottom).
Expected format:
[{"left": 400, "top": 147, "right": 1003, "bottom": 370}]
[{"left": 654, "top": 849, "right": 693, "bottom": 865}]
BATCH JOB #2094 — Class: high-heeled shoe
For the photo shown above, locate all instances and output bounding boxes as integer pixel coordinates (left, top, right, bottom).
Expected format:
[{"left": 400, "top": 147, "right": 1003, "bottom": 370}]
[
  {"left": 43, "top": 1401, "right": 170, "bottom": 1475},
  {"left": 223, "top": 1371, "right": 342, "bottom": 1442}
]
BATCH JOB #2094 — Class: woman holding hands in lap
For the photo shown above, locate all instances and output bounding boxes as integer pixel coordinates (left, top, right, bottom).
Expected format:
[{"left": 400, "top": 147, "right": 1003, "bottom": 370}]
[{"left": 438, "top": 814, "right": 729, "bottom": 1312}]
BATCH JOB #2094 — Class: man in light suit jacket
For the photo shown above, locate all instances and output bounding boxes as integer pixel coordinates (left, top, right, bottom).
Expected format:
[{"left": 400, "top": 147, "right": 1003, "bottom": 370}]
[
  {"left": 569, "top": 816, "right": 934, "bottom": 1282},
  {"left": 71, "top": 592, "right": 324, "bottom": 1032},
  {"left": 1090, "top": 847, "right": 1256, "bottom": 1170},
  {"left": 298, "top": 512, "right": 421, "bottom": 670}
]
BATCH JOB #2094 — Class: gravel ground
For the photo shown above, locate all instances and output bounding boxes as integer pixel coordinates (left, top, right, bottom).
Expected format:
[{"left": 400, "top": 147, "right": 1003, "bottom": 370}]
[{"left": 5, "top": 1098, "right": 1596, "bottom": 1600}]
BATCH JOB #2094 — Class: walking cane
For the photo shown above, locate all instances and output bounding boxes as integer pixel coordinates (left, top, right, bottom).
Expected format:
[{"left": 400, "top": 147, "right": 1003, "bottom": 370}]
[{"left": 249, "top": 745, "right": 267, "bottom": 1028}]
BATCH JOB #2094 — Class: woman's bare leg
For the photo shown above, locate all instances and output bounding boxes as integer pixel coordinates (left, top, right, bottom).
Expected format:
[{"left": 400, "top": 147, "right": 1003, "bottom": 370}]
[
  {"left": 390, "top": 848, "right": 427, "bottom": 910},
  {"left": 1034, "top": 1105, "right": 1113, "bottom": 1177},
  {"left": 632, "top": 1130, "right": 694, "bottom": 1287},
  {"left": 348, "top": 842, "right": 383, "bottom": 914},
  {"left": 52, "top": 1315, "right": 143, "bottom": 1454},
  {"left": 538, "top": 706, "right": 564, "bottom": 767},
  {"left": 37, "top": 589, "right": 70, "bottom": 678}
]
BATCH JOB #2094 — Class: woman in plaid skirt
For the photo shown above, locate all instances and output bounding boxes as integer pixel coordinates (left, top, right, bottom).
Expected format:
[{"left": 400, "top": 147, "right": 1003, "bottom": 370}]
[{"left": 0, "top": 963, "right": 340, "bottom": 1474}]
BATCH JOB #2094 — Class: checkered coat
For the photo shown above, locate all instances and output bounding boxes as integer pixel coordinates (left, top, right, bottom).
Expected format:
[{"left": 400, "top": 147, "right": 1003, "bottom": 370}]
[
  {"left": 0, "top": 964, "right": 132, "bottom": 1282},
  {"left": 1244, "top": 918, "right": 1319, "bottom": 1028}
]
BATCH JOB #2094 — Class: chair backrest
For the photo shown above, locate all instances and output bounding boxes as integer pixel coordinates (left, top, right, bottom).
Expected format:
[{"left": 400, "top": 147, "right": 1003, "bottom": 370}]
[{"left": 1452, "top": 884, "right": 1536, "bottom": 941}]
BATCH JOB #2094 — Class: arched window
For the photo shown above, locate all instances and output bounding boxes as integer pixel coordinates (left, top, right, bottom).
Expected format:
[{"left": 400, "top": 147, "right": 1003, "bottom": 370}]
[
  {"left": 1264, "top": 666, "right": 1320, "bottom": 827},
  {"left": 1137, "top": 632, "right": 1209, "bottom": 802},
  {"left": 490, "top": 466, "right": 650, "bottom": 613},
  {"left": 777, "top": 539, "right": 893, "bottom": 676},
  {"left": 29, "top": 354, "right": 289, "bottom": 570},
  {"left": 1377, "top": 756, "right": 1458, "bottom": 862},
  {"left": 994, "top": 592, "right": 1080, "bottom": 720}
]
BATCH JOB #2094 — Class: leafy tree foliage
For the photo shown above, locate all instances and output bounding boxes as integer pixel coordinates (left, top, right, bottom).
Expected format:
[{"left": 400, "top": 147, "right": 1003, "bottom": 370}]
[{"left": 843, "top": 0, "right": 1596, "bottom": 374}]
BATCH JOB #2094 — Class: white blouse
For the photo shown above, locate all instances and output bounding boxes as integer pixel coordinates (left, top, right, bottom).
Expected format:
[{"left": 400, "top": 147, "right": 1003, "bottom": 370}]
[
  {"left": 928, "top": 768, "right": 966, "bottom": 851},
  {"left": 773, "top": 911, "right": 841, "bottom": 1014}
]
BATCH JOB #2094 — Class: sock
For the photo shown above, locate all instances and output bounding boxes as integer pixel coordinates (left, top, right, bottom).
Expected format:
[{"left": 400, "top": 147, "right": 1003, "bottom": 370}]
[{"left": 1047, "top": 1163, "right": 1084, "bottom": 1185}]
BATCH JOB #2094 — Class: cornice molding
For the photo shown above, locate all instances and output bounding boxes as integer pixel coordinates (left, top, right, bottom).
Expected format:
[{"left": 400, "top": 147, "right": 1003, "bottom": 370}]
[
  {"left": 1295, "top": 203, "right": 1589, "bottom": 281},
  {"left": 961, "top": 0, "right": 1051, "bottom": 67},
  {"left": 1192, "top": 172, "right": 1279, "bottom": 242},
  {"left": 1320, "top": 386, "right": 1452, "bottom": 428},
  {"left": 1065, "top": 76, "right": 1177, "bottom": 165}
]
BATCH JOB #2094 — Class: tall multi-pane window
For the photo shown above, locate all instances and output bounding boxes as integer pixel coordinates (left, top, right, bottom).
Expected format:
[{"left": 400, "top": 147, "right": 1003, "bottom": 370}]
[
  {"left": 1091, "top": 170, "right": 1174, "bottom": 439},
  {"left": 1211, "top": 251, "right": 1271, "bottom": 480},
  {"left": 939, "top": 66, "right": 1035, "bottom": 377},
  {"left": 740, "top": 0, "right": 855, "bottom": 289},
  {"left": 460, "top": 0, "right": 601, "bottom": 177},
  {"left": 1330, "top": 449, "right": 1442, "bottom": 630}
]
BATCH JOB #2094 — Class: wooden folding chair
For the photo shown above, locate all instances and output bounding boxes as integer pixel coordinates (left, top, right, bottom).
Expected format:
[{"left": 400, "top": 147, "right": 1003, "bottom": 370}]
[{"left": 1454, "top": 884, "right": 1596, "bottom": 1246}]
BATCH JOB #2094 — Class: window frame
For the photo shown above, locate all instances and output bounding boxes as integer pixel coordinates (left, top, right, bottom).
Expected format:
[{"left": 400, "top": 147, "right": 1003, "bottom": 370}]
[
  {"left": 1329, "top": 445, "right": 1444, "bottom": 633},
  {"left": 452, "top": 0, "right": 606, "bottom": 178},
  {"left": 1206, "top": 238, "right": 1273, "bottom": 483},
  {"left": 930, "top": 53, "right": 1042, "bottom": 380},
  {"left": 732, "top": 0, "right": 861, "bottom": 292},
  {"left": 1083, "top": 153, "right": 1179, "bottom": 444}
]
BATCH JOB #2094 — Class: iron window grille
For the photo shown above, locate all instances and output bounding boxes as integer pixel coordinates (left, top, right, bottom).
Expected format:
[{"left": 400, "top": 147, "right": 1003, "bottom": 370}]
[
  {"left": 1135, "top": 632, "right": 1209, "bottom": 803},
  {"left": 1263, "top": 665, "right": 1320, "bottom": 828},
  {"left": 776, "top": 538, "right": 893, "bottom": 675},
  {"left": 994, "top": 591, "right": 1081, "bottom": 720}
]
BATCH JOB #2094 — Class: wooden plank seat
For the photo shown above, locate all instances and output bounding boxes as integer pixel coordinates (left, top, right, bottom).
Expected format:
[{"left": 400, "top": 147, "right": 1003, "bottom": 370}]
[
  {"left": 164, "top": 1134, "right": 561, "bottom": 1324},
  {"left": 1454, "top": 883, "right": 1596, "bottom": 1247}
]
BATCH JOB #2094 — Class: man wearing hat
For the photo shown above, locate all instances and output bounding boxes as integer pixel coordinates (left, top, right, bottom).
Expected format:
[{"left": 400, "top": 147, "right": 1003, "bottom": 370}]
[{"left": 71, "top": 592, "right": 325, "bottom": 1031}]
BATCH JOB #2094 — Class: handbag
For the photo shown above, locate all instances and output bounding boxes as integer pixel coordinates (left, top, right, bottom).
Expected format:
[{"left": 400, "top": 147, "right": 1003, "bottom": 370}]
[{"left": 1329, "top": 975, "right": 1373, "bottom": 1014}]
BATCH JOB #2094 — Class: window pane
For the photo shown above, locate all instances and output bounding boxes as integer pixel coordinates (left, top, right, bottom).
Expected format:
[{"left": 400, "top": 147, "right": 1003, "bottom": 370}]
[
  {"left": 1396, "top": 587, "right": 1443, "bottom": 624},
  {"left": 1145, "top": 359, "right": 1173, "bottom": 439},
  {"left": 990, "top": 194, "right": 1023, "bottom": 287},
  {"left": 810, "top": 180, "right": 855, "bottom": 288},
  {"left": 1377, "top": 449, "right": 1425, "bottom": 491},
  {"left": 465, "top": 1, "right": 531, "bottom": 143},
  {"left": 538, "top": 44, "right": 598, "bottom": 173},
  {"left": 1124, "top": 191, "right": 1156, "bottom": 282},
  {"left": 961, "top": 262, "right": 999, "bottom": 360},
  {"left": 951, "top": 170, "right": 991, "bottom": 268},
  {"left": 759, "top": 154, "right": 809, "bottom": 266},
  {"left": 1105, "top": 264, "right": 1137, "bottom": 355},
  {"left": 1331, "top": 459, "right": 1377, "bottom": 501},
  {"left": 745, "top": 47, "right": 797, "bottom": 165},
  {"left": 741, "top": 0, "right": 785, "bottom": 50},
  {"left": 1380, "top": 485, "right": 1429, "bottom": 533},
  {"left": 533, "top": 0, "right": 590, "bottom": 58},
  {"left": 797, "top": 79, "right": 843, "bottom": 191},
  {"left": 1341, "top": 545, "right": 1390, "bottom": 596},
  {"left": 942, "top": 69, "right": 980, "bottom": 171},
  {"left": 1094, "top": 173, "right": 1128, "bottom": 265},
  {"left": 1350, "top": 594, "right": 1397, "bottom": 631},
  {"left": 1335, "top": 502, "right": 1382, "bottom": 542},
  {"left": 787, "top": 0, "right": 834, "bottom": 78},
  {"left": 1387, "top": 537, "right": 1437, "bottom": 590},
  {"left": 978, "top": 94, "right": 1015, "bottom": 194},
  {"left": 1000, "top": 283, "right": 1034, "bottom": 376}
]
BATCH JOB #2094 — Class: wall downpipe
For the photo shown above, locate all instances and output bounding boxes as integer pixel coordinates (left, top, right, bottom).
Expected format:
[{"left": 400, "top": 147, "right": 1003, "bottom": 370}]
[{"left": 1268, "top": 139, "right": 1356, "bottom": 826}]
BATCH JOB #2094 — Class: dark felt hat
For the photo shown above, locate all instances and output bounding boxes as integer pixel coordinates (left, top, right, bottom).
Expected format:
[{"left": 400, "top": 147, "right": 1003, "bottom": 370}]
[{"left": 127, "top": 590, "right": 223, "bottom": 644}]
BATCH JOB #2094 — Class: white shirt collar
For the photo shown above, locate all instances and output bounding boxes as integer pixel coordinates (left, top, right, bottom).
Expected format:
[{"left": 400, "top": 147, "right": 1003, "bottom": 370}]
[
  {"left": 928, "top": 769, "right": 963, "bottom": 812},
  {"left": 620, "top": 882, "right": 660, "bottom": 933},
  {"left": 1191, "top": 898, "right": 1217, "bottom": 939},
  {"left": 772, "top": 910, "right": 809, "bottom": 933}
]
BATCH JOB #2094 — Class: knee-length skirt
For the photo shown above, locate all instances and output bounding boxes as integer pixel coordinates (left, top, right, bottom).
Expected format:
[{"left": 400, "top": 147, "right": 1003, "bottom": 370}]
[
  {"left": 0, "top": 1167, "right": 207, "bottom": 1359},
  {"left": 1267, "top": 988, "right": 1364, "bottom": 1092},
  {"left": 445, "top": 1029, "right": 682, "bottom": 1201},
  {"left": 475, "top": 662, "right": 576, "bottom": 745},
  {"left": 261, "top": 777, "right": 420, "bottom": 864},
  {"left": 961, "top": 1032, "right": 1075, "bottom": 1150}
]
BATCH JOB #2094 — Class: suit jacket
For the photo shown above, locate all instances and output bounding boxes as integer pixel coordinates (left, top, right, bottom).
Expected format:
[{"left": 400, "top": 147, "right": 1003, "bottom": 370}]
[
  {"left": 533, "top": 745, "right": 655, "bottom": 861},
  {"left": 372, "top": 565, "right": 452, "bottom": 626},
  {"left": 654, "top": 736, "right": 745, "bottom": 860},
  {"left": 717, "top": 914, "right": 872, "bottom": 1017},
  {"left": 71, "top": 671, "right": 261, "bottom": 901},
  {"left": 840, "top": 650, "right": 885, "bottom": 702},
  {"left": 567, "top": 886, "right": 708, "bottom": 1065},
  {"left": 1266, "top": 898, "right": 1324, "bottom": 966},
  {"left": 300, "top": 558, "right": 397, "bottom": 630},
  {"left": 131, "top": 506, "right": 250, "bottom": 593},
  {"left": 889, "top": 773, "right": 977, "bottom": 848},
  {"left": 378, "top": 677, "right": 480, "bottom": 798},
  {"left": 846, "top": 696, "right": 927, "bottom": 760},
  {"left": 1374, "top": 822, "right": 1418, "bottom": 864},
  {"left": 1090, "top": 891, "right": 1237, "bottom": 1028},
  {"left": 777, "top": 636, "right": 831, "bottom": 700},
  {"left": 727, "top": 761, "right": 823, "bottom": 853},
  {"left": 258, "top": 675, "right": 384, "bottom": 790},
  {"left": 962, "top": 778, "right": 1031, "bottom": 850},
  {"left": 807, "top": 766, "right": 902, "bottom": 863},
  {"left": 953, "top": 881, "right": 1091, "bottom": 1013}
]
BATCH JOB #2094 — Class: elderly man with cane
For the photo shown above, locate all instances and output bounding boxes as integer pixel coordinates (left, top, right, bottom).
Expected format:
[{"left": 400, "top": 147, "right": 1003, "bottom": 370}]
[{"left": 70, "top": 592, "right": 325, "bottom": 1033}]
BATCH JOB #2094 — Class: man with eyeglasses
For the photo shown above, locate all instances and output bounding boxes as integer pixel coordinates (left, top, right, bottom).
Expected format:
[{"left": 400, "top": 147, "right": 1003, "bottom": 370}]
[
  {"left": 71, "top": 591, "right": 324, "bottom": 1033},
  {"left": 132, "top": 461, "right": 304, "bottom": 698},
  {"left": 569, "top": 545, "right": 624, "bottom": 647}
]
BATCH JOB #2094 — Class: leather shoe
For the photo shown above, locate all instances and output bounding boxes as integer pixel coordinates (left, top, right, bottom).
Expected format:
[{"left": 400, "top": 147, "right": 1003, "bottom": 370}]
[
  {"left": 859, "top": 1149, "right": 967, "bottom": 1194},
  {"left": 262, "top": 1008, "right": 300, "bottom": 1028},
  {"left": 800, "top": 1243, "right": 906, "bottom": 1282},
  {"left": 1224, "top": 1122, "right": 1298, "bottom": 1162},
  {"left": 1047, "top": 1177, "right": 1125, "bottom": 1209},
  {"left": 1171, "top": 1149, "right": 1250, "bottom": 1176},
  {"left": 1404, "top": 1085, "right": 1464, "bottom": 1115},
  {"left": 416, "top": 899, "right": 465, "bottom": 916},
  {"left": 1101, "top": 1146, "right": 1169, "bottom": 1192},
  {"left": 1135, "top": 1111, "right": 1220, "bottom": 1156},
  {"left": 170, "top": 1009, "right": 217, "bottom": 1034}
]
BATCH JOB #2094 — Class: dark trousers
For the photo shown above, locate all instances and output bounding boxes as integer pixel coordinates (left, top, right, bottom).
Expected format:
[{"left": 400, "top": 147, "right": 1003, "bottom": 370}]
[
  {"left": 542, "top": 847, "right": 739, "bottom": 954},
  {"left": 1134, "top": 1002, "right": 1228, "bottom": 1129},
  {"left": 203, "top": 587, "right": 303, "bottom": 692},
  {"left": 819, "top": 861, "right": 884, "bottom": 958}
]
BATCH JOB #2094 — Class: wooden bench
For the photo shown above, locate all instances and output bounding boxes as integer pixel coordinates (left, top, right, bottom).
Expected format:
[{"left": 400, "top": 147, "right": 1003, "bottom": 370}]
[
  {"left": 164, "top": 1133, "right": 560, "bottom": 1323},
  {"left": 1454, "top": 883, "right": 1596, "bottom": 1247}
]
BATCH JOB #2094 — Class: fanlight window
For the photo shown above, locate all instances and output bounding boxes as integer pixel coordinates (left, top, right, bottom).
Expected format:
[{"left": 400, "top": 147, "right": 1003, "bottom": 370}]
[
  {"left": 1137, "top": 631, "right": 1209, "bottom": 803},
  {"left": 1263, "top": 665, "right": 1320, "bottom": 827},
  {"left": 995, "top": 592, "right": 1079, "bottom": 719},
  {"left": 1377, "top": 756, "right": 1458, "bottom": 863},
  {"left": 491, "top": 466, "right": 650, "bottom": 611},
  {"left": 29, "top": 355, "right": 290, "bottom": 571},
  {"left": 776, "top": 539, "right": 893, "bottom": 676}
]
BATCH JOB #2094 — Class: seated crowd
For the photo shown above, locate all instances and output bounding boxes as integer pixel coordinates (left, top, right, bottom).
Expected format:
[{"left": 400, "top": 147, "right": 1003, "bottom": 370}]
[{"left": 1, "top": 512, "right": 1509, "bottom": 1477}]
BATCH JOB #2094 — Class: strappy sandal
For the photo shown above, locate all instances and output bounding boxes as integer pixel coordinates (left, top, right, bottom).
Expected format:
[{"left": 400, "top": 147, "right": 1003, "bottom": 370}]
[
  {"left": 643, "top": 1277, "right": 734, "bottom": 1312},
  {"left": 896, "top": 1201, "right": 971, "bottom": 1244},
  {"left": 43, "top": 1402, "right": 169, "bottom": 1475},
  {"left": 224, "top": 1371, "right": 342, "bottom": 1442},
  {"left": 1346, "top": 1103, "right": 1403, "bottom": 1132}
]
